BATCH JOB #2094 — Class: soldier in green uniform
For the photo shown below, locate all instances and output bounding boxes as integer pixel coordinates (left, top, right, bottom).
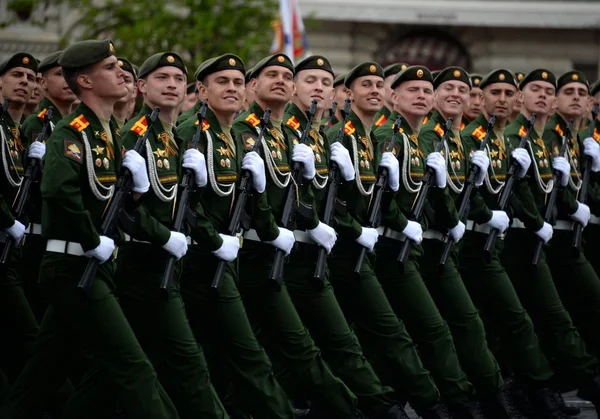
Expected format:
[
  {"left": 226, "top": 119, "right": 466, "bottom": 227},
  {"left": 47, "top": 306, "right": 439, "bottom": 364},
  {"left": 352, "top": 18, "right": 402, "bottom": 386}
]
[
  {"left": 373, "top": 63, "right": 408, "bottom": 129},
  {"left": 326, "top": 62, "right": 449, "bottom": 419},
  {"left": 0, "top": 40, "right": 180, "bottom": 419},
  {"left": 177, "top": 60, "right": 210, "bottom": 126},
  {"left": 279, "top": 55, "right": 409, "bottom": 419},
  {"left": 509, "top": 72, "right": 526, "bottom": 122},
  {"left": 464, "top": 73, "right": 483, "bottom": 124},
  {"left": 0, "top": 52, "right": 40, "bottom": 399},
  {"left": 112, "top": 57, "right": 137, "bottom": 128},
  {"left": 115, "top": 51, "right": 228, "bottom": 419},
  {"left": 502, "top": 69, "right": 600, "bottom": 413},
  {"left": 181, "top": 81, "right": 198, "bottom": 115},
  {"left": 243, "top": 67, "right": 255, "bottom": 111},
  {"left": 324, "top": 73, "right": 347, "bottom": 130},
  {"left": 458, "top": 69, "right": 571, "bottom": 417},
  {"left": 234, "top": 53, "right": 361, "bottom": 419},
  {"left": 177, "top": 53, "right": 296, "bottom": 419}
]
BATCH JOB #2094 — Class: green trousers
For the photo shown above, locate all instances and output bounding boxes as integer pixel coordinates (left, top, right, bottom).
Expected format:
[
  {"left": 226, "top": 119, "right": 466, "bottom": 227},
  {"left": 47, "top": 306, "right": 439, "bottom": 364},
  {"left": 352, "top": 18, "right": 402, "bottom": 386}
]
[
  {"left": 19, "top": 233, "right": 48, "bottom": 322},
  {"left": 115, "top": 243, "right": 227, "bottom": 419},
  {"left": 328, "top": 241, "right": 441, "bottom": 413},
  {"left": 181, "top": 245, "right": 295, "bottom": 419},
  {"left": 458, "top": 231, "right": 554, "bottom": 388},
  {"left": 547, "top": 229, "right": 600, "bottom": 359},
  {"left": 374, "top": 238, "right": 472, "bottom": 406},
  {"left": 238, "top": 240, "right": 357, "bottom": 418},
  {"left": 0, "top": 252, "right": 179, "bottom": 419},
  {"left": 281, "top": 242, "right": 396, "bottom": 418},
  {"left": 583, "top": 223, "right": 600, "bottom": 278},
  {"left": 502, "top": 228, "right": 598, "bottom": 387}
]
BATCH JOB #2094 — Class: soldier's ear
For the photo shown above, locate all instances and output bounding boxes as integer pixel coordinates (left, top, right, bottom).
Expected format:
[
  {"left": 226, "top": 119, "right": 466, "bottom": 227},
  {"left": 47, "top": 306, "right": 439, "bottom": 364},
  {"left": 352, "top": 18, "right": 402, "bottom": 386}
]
[
  {"left": 76, "top": 74, "right": 92, "bottom": 91},
  {"left": 137, "top": 78, "right": 147, "bottom": 94},
  {"left": 516, "top": 90, "right": 524, "bottom": 104},
  {"left": 249, "top": 78, "right": 258, "bottom": 93},
  {"left": 39, "top": 76, "right": 48, "bottom": 92},
  {"left": 391, "top": 90, "right": 398, "bottom": 104},
  {"left": 198, "top": 83, "right": 208, "bottom": 100}
]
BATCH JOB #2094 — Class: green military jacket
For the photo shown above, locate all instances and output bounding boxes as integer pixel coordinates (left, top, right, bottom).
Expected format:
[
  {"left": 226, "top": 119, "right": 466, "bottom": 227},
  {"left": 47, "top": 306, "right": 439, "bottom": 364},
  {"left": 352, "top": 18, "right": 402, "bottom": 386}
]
[
  {"left": 543, "top": 113, "right": 582, "bottom": 221},
  {"left": 325, "top": 109, "right": 380, "bottom": 241},
  {"left": 233, "top": 101, "right": 319, "bottom": 242},
  {"left": 20, "top": 97, "right": 65, "bottom": 224},
  {"left": 177, "top": 100, "right": 201, "bottom": 126},
  {"left": 120, "top": 104, "right": 181, "bottom": 246},
  {"left": 0, "top": 113, "right": 27, "bottom": 228},
  {"left": 373, "top": 105, "right": 391, "bottom": 130},
  {"left": 322, "top": 113, "right": 338, "bottom": 132},
  {"left": 576, "top": 117, "right": 600, "bottom": 216},
  {"left": 40, "top": 102, "right": 132, "bottom": 251}
]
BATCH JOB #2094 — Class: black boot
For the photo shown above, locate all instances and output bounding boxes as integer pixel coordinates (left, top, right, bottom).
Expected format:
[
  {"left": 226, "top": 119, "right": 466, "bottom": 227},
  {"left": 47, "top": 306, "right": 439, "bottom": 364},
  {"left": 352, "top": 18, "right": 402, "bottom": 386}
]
[
  {"left": 418, "top": 404, "right": 451, "bottom": 419},
  {"left": 479, "top": 393, "right": 512, "bottom": 419},
  {"left": 447, "top": 399, "right": 486, "bottom": 419},
  {"left": 577, "top": 374, "right": 600, "bottom": 411},
  {"left": 379, "top": 404, "right": 410, "bottom": 419},
  {"left": 528, "top": 388, "right": 569, "bottom": 419},
  {"left": 552, "top": 391, "right": 580, "bottom": 417}
]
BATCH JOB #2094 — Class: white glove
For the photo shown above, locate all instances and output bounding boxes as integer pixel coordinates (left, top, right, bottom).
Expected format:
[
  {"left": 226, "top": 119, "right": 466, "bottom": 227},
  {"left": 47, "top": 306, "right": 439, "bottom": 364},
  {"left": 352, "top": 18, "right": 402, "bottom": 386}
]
[
  {"left": 511, "top": 148, "right": 532, "bottom": 178},
  {"left": 552, "top": 157, "right": 570, "bottom": 187},
  {"left": 6, "top": 220, "right": 25, "bottom": 242},
  {"left": 28, "top": 141, "right": 45, "bottom": 159},
  {"left": 355, "top": 227, "right": 379, "bottom": 251},
  {"left": 449, "top": 221, "right": 466, "bottom": 243},
  {"left": 241, "top": 151, "right": 266, "bottom": 193},
  {"left": 182, "top": 148, "right": 208, "bottom": 187},
  {"left": 535, "top": 222, "right": 553, "bottom": 244},
  {"left": 380, "top": 152, "right": 400, "bottom": 192},
  {"left": 307, "top": 222, "right": 337, "bottom": 254},
  {"left": 485, "top": 210, "right": 509, "bottom": 233},
  {"left": 212, "top": 234, "right": 240, "bottom": 262},
  {"left": 471, "top": 150, "right": 489, "bottom": 187},
  {"left": 402, "top": 220, "right": 423, "bottom": 244},
  {"left": 583, "top": 137, "right": 600, "bottom": 172},
  {"left": 570, "top": 202, "right": 591, "bottom": 228},
  {"left": 266, "top": 227, "right": 295, "bottom": 255},
  {"left": 330, "top": 142, "right": 355, "bottom": 181},
  {"left": 426, "top": 152, "right": 447, "bottom": 188},
  {"left": 84, "top": 235, "right": 115, "bottom": 264},
  {"left": 162, "top": 231, "right": 188, "bottom": 260},
  {"left": 292, "top": 143, "right": 316, "bottom": 180},
  {"left": 122, "top": 150, "right": 150, "bottom": 193}
]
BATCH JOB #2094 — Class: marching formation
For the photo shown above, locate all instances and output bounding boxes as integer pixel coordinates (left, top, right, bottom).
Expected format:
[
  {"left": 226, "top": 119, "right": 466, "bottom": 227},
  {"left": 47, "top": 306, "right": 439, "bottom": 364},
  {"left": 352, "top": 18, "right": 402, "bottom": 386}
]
[{"left": 1, "top": 38, "right": 600, "bottom": 419}]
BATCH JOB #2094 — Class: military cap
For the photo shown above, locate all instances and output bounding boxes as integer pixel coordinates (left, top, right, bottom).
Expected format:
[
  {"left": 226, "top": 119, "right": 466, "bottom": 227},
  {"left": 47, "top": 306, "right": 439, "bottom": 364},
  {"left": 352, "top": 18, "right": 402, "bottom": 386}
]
[
  {"left": 59, "top": 39, "right": 115, "bottom": 70},
  {"left": 116, "top": 57, "right": 137, "bottom": 80},
  {"left": 295, "top": 55, "right": 334, "bottom": 77},
  {"left": 0, "top": 52, "right": 38, "bottom": 76},
  {"left": 470, "top": 73, "right": 483, "bottom": 88},
  {"left": 138, "top": 51, "right": 187, "bottom": 79},
  {"left": 251, "top": 54, "right": 294, "bottom": 79},
  {"left": 479, "top": 69, "right": 518, "bottom": 90},
  {"left": 591, "top": 80, "right": 600, "bottom": 97},
  {"left": 186, "top": 82, "right": 197, "bottom": 94},
  {"left": 383, "top": 63, "right": 409, "bottom": 79},
  {"left": 515, "top": 72, "right": 525, "bottom": 84},
  {"left": 333, "top": 73, "right": 346, "bottom": 88},
  {"left": 518, "top": 69, "right": 557, "bottom": 90},
  {"left": 390, "top": 65, "right": 433, "bottom": 89},
  {"left": 37, "top": 51, "right": 63, "bottom": 74},
  {"left": 433, "top": 66, "right": 471, "bottom": 90},
  {"left": 245, "top": 68, "right": 254, "bottom": 84},
  {"left": 194, "top": 53, "right": 245, "bottom": 83},
  {"left": 557, "top": 70, "right": 589, "bottom": 92},
  {"left": 344, "top": 61, "right": 384, "bottom": 88}
]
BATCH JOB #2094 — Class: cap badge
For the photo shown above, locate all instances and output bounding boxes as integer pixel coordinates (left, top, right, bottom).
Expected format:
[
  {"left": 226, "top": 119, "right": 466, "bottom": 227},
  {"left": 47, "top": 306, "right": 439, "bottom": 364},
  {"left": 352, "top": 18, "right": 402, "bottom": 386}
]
[
  {"left": 317, "top": 58, "right": 324, "bottom": 66},
  {"left": 416, "top": 69, "right": 424, "bottom": 78},
  {"left": 22, "top": 56, "right": 29, "bottom": 65},
  {"left": 499, "top": 73, "right": 506, "bottom": 81},
  {"left": 167, "top": 55, "right": 175, "bottom": 63},
  {"left": 453, "top": 70, "right": 461, "bottom": 78},
  {"left": 572, "top": 74, "right": 579, "bottom": 81},
  {"left": 369, "top": 65, "right": 377, "bottom": 73},
  {"left": 542, "top": 72, "right": 548, "bottom": 79},
  {"left": 229, "top": 58, "right": 236, "bottom": 66},
  {"left": 277, "top": 56, "right": 285, "bottom": 63}
]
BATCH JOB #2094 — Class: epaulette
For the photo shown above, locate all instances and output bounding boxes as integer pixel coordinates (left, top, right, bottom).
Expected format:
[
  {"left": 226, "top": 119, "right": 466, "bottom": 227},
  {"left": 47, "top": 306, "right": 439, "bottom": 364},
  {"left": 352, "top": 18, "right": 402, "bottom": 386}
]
[
  {"left": 434, "top": 123, "right": 444, "bottom": 137},
  {"left": 130, "top": 115, "right": 148, "bottom": 136},
  {"left": 472, "top": 125, "right": 486, "bottom": 141},
  {"left": 518, "top": 125, "right": 527, "bottom": 138},
  {"left": 286, "top": 115, "right": 300, "bottom": 130},
  {"left": 460, "top": 121, "right": 466, "bottom": 131},
  {"left": 554, "top": 123, "right": 564, "bottom": 138},
  {"left": 245, "top": 113, "right": 261, "bottom": 127},
  {"left": 374, "top": 114, "right": 387, "bottom": 127},
  {"left": 194, "top": 119, "right": 210, "bottom": 131},
  {"left": 37, "top": 108, "right": 48, "bottom": 120},
  {"left": 344, "top": 120, "right": 356, "bottom": 136},
  {"left": 594, "top": 127, "right": 600, "bottom": 142},
  {"left": 69, "top": 114, "right": 90, "bottom": 132},
  {"left": 422, "top": 116, "right": 430, "bottom": 125}
]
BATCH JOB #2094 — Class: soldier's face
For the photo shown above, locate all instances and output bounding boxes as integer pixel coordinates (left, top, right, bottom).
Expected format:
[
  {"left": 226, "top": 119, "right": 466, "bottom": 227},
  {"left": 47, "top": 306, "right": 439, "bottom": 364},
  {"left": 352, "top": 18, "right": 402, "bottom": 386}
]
[
  {"left": 434, "top": 81, "right": 470, "bottom": 118},
  {"left": 333, "top": 85, "right": 348, "bottom": 106},
  {"left": 465, "top": 87, "right": 483, "bottom": 120},
  {"left": 482, "top": 82, "right": 517, "bottom": 120},
  {"left": 203, "top": 69, "right": 245, "bottom": 114},
  {"left": 293, "top": 69, "right": 333, "bottom": 112},
  {"left": 181, "top": 91, "right": 198, "bottom": 113},
  {"left": 41, "top": 66, "right": 77, "bottom": 104},
  {"left": 349, "top": 75, "right": 384, "bottom": 114},
  {"left": 83, "top": 56, "right": 128, "bottom": 100},
  {"left": 522, "top": 81, "right": 555, "bottom": 116},
  {"left": 28, "top": 72, "right": 43, "bottom": 107},
  {"left": 556, "top": 82, "right": 588, "bottom": 118},
  {"left": 253, "top": 66, "right": 294, "bottom": 105},
  {"left": 384, "top": 74, "right": 395, "bottom": 106},
  {"left": 0, "top": 66, "right": 35, "bottom": 106},
  {"left": 138, "top": 66, "right": 186, "bottom": 110},
  {"left": 115, "top": 70, "right": 136, "bottom": 105},
  {"left": 513, "top": 90, "right": 523, "bottom": 114},
  {"left": 392, "top": 80, "right": 433, "bottom": 117}
]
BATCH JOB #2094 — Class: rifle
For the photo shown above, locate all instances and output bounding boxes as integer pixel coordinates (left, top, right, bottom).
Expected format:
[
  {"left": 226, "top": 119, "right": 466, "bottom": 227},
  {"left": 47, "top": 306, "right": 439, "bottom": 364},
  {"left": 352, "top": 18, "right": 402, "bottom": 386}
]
[
  {"left": 397, "top": 117, "right": 454, "bottom": 266},
  {"left": 323, "top": 101, "right": 338, "bottom": 132},
  {"left": 211, "top": 109, "right": 271, "bottom": 290},
  {"left": 313, "top": 98, "right": 351, "bottom": 282},
  {"left": 159, "top": 102, "right": 207, "bottom": 298},
  {"left": 531, "top": 119, "right": 574, "bottom": 266},
  {"left": 571, "top": 103, "right": 599, "bottom": 255},
  {"left": 354, "top": 114, "right": 403, "bottom": 274},
  {"left": 268, "top": 100, "right": 317, "bottom": 289},
  {"left": 438, "top": 114, "right": 496, "bottom": 268},
  {"left": 483, "top": 113, "right": 536, "bottom": 261},
  {"left": 0, "top": 106, "right": 54, "bottom": 264},
  {"left": 77, "top": 107, "right": 160, "bottom": 297}
]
